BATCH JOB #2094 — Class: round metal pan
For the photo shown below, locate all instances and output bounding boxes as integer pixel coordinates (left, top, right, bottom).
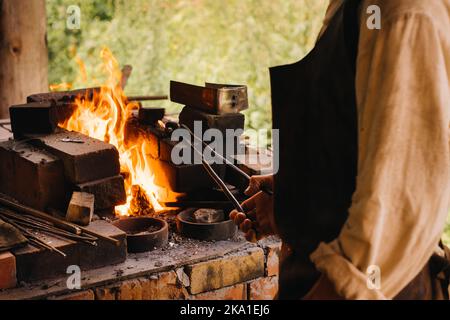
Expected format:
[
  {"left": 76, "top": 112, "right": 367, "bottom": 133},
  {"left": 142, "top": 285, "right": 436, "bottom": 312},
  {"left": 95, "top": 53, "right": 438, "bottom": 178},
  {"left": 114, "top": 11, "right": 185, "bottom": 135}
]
[
  {"left": 113, "top": 216, "right": 168, "bottom": 253},
  {"left": 176, "top": 208, "right": 237, "bottom": 241}
]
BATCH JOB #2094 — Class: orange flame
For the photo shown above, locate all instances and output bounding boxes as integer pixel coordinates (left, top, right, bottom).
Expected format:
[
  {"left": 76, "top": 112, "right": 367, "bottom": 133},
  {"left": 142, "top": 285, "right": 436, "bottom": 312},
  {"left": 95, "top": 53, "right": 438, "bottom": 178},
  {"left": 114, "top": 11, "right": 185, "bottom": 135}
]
[
  {"left": 49, "top": 83, "right": 73, "bottom": 91},
  {"left": 60, "top": 48, "right": 163, "bottom": 216}
]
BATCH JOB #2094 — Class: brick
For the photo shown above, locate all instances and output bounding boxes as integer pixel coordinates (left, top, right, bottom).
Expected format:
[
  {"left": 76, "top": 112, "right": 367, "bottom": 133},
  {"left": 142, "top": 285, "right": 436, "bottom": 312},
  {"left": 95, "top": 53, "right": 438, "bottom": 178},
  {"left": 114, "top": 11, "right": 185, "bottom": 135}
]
[
  {"left": 94, "top": 286, "right": 118, "bottom": 300},
  {"left": 148, "top": 157, "right": 226, "bottom": 193},
  {"left": 186, "top": 247, "right": 264, "bottom": 294},
  {"left": 0, "top": 126, "right": 12, "bottom": 141},
  {"left": 138, "top": 107, "right": 165, "bottom": 125},
  {"left": 27, "top": 87, "right": 100, "bottom": 103},
  {"left": 53, "top": 289, "right": 95, "bottom": 300},
  {"left": 66, "top": 192, "right": 94, "bottom": 226},
  {"left": 0, "top": 252, "right": 17, "bottom": 289},
  {"left": 13, "top": 220, "right": 126, "bottom": 283},
  {"left": 26, "top": 129, "right": 120, "bottom": 184},
  {"left": 9, "top": 102, "right": 75, "bottom": 137},
  {"left": 265, "top": 243, "right": 281, "bottom": 277},
  {"left": 0, "top": 141, "right": 70, "bottom": 211},
  {"left": 189, "top": 284, "right": 246, "bottom": 300},
  {"left": 139, "top": 272, "right": 189, "bottom": 300},
  {"left": 248, "top": 276, "right": 278, "bottom": 300},
  {"left": 179, "top": 106, "right": 245, "bottom": 135},
  {"left": 76, "top": 175, "right": 126, "bottom": 210},
  {"left": 117, "top": 279, "right": 143, "bottom": 300}
]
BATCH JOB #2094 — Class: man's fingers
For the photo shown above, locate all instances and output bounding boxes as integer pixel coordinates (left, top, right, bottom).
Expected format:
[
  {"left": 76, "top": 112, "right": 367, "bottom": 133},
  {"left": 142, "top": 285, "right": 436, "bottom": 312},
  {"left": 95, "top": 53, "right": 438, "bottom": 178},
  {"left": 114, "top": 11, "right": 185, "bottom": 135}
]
[
  {"left": 244, "top": 177, "right": 261, "bottom": 196},
  {"left": 240, "top": 219, "right": 253, "bottom": 233},
  {"left": 244, "top": 175, "right": 273, "bottom": 196},
  {"left": 233, "top": 212, "right": 246, "bottom": 226},
  {"left": 229, "top": 210, "right": 238, "bottom": 221}
]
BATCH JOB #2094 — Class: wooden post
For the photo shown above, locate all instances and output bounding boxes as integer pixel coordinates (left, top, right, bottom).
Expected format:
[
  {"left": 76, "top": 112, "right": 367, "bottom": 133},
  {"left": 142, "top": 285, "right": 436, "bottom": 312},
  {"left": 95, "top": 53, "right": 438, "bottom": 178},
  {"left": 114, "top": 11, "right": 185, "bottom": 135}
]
[{"left": 0, "top": 0, "right": 48, "bottom": 119}]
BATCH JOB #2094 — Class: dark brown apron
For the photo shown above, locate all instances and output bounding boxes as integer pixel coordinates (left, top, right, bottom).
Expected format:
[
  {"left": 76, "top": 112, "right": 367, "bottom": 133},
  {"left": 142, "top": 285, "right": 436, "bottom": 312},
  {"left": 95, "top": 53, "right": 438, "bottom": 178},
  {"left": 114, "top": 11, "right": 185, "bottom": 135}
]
[{"left": 269, "top": 0, "right": 450, "bottom": 300}]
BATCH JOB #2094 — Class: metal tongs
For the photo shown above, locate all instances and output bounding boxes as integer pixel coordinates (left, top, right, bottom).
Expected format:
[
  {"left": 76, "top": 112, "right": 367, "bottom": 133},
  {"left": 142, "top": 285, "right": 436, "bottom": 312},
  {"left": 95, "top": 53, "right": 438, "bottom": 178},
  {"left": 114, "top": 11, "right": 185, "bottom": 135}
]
[{"left": 181, "top": 124, "right": 272, "bottom": 213}]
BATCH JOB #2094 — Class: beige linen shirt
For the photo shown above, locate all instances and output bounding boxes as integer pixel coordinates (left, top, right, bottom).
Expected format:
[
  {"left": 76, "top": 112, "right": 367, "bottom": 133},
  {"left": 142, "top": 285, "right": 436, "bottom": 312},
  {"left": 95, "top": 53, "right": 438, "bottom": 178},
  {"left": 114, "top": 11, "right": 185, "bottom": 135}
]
[{"left": 310, "top": 0, "right": 450, "bottom": 299}]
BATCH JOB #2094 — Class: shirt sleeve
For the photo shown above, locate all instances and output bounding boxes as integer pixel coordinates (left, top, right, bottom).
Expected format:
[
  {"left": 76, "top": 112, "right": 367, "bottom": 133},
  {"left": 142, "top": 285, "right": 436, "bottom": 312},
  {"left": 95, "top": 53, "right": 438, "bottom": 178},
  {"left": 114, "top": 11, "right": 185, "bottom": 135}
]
[{"left": 310, "top": 12, "right": 450, "bottom": 299}]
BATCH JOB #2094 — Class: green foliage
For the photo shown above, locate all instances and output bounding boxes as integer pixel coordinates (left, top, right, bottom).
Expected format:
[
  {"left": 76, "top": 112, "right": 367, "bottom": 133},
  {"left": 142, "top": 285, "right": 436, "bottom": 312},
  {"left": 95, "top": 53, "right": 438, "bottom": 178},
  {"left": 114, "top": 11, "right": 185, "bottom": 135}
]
[
  {"left": 443, "top": 214, "right": 450, "bottom": 246},
  {"left": 46, "top": 0, "right": 328, "bottom": 131}
]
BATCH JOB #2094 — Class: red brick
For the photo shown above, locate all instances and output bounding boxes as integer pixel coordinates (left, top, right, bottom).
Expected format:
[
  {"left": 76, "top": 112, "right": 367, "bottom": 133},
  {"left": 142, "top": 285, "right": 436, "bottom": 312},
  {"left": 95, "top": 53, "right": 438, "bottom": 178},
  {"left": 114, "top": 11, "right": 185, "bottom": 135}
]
[
  {"left": 265, "top": 243, "right": 281, "bottom": 277},
  {"left": 94, "top": 286, "right": 118, "bottom": 300},
  {"left": 52, "top": 289, "right": 95, "bottom": 300},
  {"left": 0, "top": 252, "right": 16, "bottom": 289},
  {"left": 189, "top": 284, "right": 246, "bottom": 300},
  {"left": 248, "top": 276, "right": 278, "bottom": 300},
  {"left": 186, "top": 247, "right": 264, "bottom": 294},
  {"left": 117, "top": 279, "right": 143, "bottom": 300},
  {"left": 139, "top": 272, "right": 189, "bottom": 300}
]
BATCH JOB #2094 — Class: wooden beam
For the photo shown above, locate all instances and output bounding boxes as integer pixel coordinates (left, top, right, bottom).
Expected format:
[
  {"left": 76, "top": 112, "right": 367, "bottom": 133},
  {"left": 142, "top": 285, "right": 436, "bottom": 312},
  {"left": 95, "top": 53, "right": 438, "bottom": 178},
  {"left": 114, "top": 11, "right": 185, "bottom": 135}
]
[{"left": 0, "top": 0, "right": 48, "bottom": 118}]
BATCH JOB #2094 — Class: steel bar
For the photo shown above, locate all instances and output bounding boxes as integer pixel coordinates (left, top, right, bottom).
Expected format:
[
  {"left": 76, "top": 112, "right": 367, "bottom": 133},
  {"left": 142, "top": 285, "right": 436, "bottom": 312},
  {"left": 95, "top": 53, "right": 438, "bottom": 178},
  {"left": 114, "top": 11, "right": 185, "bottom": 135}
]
[
  {"left": 0, "top": 214, "right": 67, "bottom": 257},
  {"left": 13, "top": 219, "right": 97, "bottom": 242},
  {"left": 47, "top": 208, "right": 121, "bottom": 247},
  {"left": 0, "top": 197, "right": 82, "bottom": 235}
]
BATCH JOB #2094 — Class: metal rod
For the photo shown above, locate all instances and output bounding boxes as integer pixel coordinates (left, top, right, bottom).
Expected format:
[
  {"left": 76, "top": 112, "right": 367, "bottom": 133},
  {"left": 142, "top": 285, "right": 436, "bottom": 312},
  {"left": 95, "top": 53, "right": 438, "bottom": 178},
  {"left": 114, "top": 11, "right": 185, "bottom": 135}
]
[
  {"left": 127, "top": 95, "right": 168, "bottom": 101},
  {"left": 13, "top": 219, "right": 97, "bottom": 242},
  {"left": 184, "top": 135, "right": 244, "bottom": 212},
  {"left": 78, "top": 226, "right": 120, "bottom": 246},
  {"left": 180, "top": 124, "right": 273, "bottom": 196},
  {"left": 0, "top": 197, "right": 82, "bottom": 235},
  {"left": 0, "top": 214, "right": 67, "bottom": 257},
  {"left": 46, "top": 208, "right": 120, "bottom": 246},
  {"left": 163, "top": 201, "right": 232, "bottom": 209}
]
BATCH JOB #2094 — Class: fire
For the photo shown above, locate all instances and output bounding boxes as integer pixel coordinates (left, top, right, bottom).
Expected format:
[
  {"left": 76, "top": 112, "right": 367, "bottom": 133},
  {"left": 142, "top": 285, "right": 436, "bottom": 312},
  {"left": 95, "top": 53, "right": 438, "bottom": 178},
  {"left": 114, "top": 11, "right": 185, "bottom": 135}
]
[{"left": 59, "top": 48, "right": 163, "bottom": 216}]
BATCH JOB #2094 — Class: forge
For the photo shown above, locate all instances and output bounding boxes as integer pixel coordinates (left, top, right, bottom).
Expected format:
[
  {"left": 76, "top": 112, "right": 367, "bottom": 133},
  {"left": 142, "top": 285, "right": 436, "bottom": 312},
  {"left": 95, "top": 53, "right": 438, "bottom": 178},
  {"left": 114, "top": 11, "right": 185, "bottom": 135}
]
[{"left": 0, "top": 52, "right": 278, "bottom": 301}]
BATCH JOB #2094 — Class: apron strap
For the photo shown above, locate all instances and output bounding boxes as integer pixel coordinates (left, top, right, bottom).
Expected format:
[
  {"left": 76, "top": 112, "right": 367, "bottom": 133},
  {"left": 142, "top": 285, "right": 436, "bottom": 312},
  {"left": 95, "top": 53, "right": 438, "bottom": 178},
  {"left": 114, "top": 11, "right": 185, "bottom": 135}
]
[{"left": 343, "top": 0, "right": 362, "bottom": 72}]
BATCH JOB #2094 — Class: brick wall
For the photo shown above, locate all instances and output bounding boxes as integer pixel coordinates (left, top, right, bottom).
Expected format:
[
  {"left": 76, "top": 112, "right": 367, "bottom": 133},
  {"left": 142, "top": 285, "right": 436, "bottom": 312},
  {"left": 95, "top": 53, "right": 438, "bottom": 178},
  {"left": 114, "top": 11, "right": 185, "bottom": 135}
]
[{"left": 51, "top": 240, "right": 281, "bottom": 301}]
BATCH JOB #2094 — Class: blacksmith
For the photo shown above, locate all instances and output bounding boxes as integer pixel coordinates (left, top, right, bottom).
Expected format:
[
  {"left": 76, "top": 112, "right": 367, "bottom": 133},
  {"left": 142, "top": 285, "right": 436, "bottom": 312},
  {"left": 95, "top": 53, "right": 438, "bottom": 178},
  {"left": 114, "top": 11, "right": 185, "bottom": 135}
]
[{"left": 231, "top": 0, "right": 450, "bottom": 299}]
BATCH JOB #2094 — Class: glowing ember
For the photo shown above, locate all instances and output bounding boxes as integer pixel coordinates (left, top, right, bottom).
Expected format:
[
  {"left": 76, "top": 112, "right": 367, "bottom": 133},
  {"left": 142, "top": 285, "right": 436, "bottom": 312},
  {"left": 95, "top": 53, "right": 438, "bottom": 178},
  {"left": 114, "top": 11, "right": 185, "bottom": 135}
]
[{"left": 59, "top": 48, "right": 163, "bottom": 216}]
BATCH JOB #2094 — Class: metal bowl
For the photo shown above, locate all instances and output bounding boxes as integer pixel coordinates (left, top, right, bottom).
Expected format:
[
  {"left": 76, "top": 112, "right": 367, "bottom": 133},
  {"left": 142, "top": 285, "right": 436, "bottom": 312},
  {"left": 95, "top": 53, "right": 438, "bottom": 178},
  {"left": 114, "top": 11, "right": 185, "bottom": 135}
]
[
  {"left": 113, "top": 217, "right": 168, "bottom": 253},
  {"left": 176, "top": 208, "right": 237, "bottom": 241}
]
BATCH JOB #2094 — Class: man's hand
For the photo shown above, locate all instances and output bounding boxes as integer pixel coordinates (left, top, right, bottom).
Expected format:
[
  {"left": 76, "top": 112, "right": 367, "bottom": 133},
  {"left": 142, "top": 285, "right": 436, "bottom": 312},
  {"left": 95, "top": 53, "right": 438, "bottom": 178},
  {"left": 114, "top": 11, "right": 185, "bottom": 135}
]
[{"left": 229, "top": 175, "right": 276, "bottom": 242}]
